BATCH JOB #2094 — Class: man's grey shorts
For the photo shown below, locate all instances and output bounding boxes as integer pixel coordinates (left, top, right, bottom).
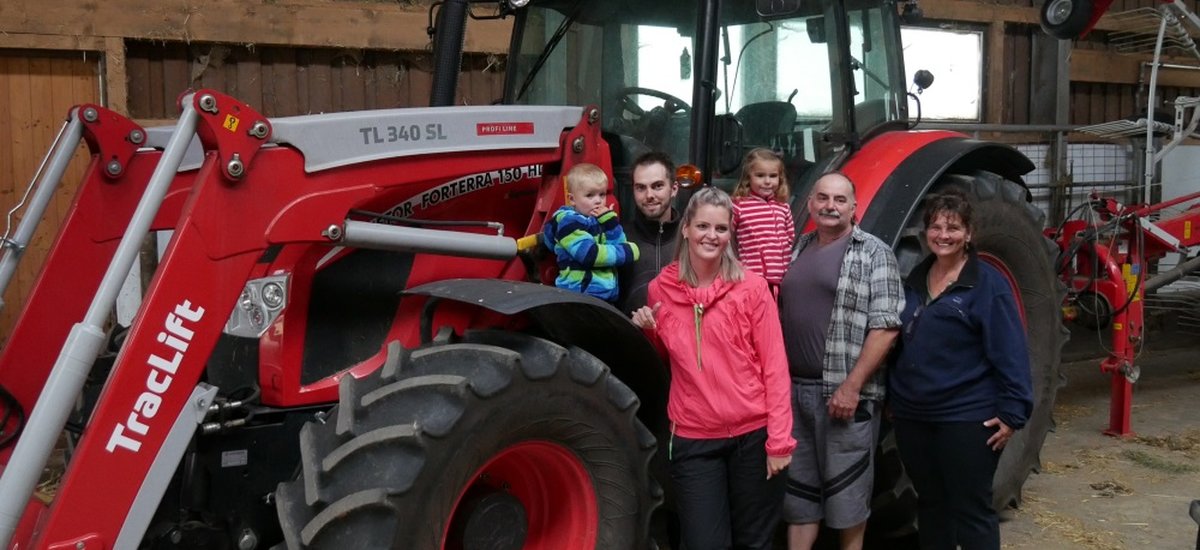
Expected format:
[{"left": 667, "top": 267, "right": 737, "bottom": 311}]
[{"left": 784, "top": 380, "right": 881, "bottom": 529}]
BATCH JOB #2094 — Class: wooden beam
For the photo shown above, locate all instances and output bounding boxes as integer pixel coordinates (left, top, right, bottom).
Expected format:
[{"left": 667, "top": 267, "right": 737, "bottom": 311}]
[
  {"left": 0, "top": 33, "right": 104, "bottom": 51},
  {"left": 986, "top": 23, "right": 1006, "bottom": 124},
  {"left": 104, "top": 37, "right": 128, "bottom": 115},
  {"left": 919, "top": 0, "right": 1124, "bottom": 32},
  {"left": 921, "top": 0, "right": 1036, "bottom": 25},
  {"left": 1070, "top": 49, "right": 1200, "bottom": 87},
  {"left": 0, "top": 0, "right": 511, "bottom": 53},
  {"left": 134, "top": 118, "right": 179, "bottom": 128}
]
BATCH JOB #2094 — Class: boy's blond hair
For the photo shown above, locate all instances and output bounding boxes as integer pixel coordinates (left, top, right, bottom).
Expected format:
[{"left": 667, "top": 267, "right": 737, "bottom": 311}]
[{"left": 565, "top": 163, "right": 609, "bottom": 195}]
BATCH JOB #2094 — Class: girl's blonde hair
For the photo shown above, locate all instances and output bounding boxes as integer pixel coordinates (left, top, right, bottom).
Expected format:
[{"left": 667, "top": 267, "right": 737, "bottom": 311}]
[
  {"left": 676, "top": 187, "right": 744, "bottom": 286},
  {"left": 731, "top": 148, "right": 790, "bottom": 202}
]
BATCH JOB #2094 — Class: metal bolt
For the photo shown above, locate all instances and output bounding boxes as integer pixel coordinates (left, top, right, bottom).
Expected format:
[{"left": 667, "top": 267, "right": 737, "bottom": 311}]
[
  {"left": 106, "top": 160, "right": 122, "bottom": 176},
  {"left": 237, "top": 528, "right": 259, "bottom": 550},
  {"left": 572, "top": 136, "right": 585, "bottom": 153},
  {"left": 170, "top": 529, "right": 183, "bottom": 544},
  {"left": 587, "top": 108, "right": 600, "bottom": 124},
  {"left": 248, "top": 121, "right": 269, "bottom": 139},
  {"left": 198, "top": 94, "right": 219, "bottom": 114},
  {"left": 322, "top": 225, "right": 343, "bottom": 241},
  {"left": 81, "top": 107, "right": 99, "bottom": 123},
  {"left": 226, "top": 153, "right": 245, "bottom": 179},
  {"left": 75, "top": 542, "right": 86, "bottom": 550},
  {"left": 128, "top": 129, "right": 145, "bottom": 145}
]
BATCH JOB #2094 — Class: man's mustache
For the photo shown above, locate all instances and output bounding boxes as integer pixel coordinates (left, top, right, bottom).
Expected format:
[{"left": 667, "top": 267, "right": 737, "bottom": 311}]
[{"left": 818, "top": 209, "right": 841, "bottom": 218}]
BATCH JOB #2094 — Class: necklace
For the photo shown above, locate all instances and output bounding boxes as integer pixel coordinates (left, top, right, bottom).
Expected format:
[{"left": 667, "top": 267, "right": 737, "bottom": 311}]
[{"left": 927, "top": 256, "right": 966, "bottom": 299}]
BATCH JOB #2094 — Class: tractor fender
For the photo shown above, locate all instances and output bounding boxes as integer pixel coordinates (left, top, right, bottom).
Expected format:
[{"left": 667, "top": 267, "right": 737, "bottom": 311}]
[
  {"left": 841, "top": 131, "right": 1035, "bottom": 247},
  {"left": 404, "top": 278, "right": 669, "bottom": 424}
]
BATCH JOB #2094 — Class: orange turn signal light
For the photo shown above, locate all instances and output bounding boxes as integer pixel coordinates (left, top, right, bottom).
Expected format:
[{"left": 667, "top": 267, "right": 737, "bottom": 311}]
[{"left": 676, "top": 164, "right": 703, "bottom": 189}]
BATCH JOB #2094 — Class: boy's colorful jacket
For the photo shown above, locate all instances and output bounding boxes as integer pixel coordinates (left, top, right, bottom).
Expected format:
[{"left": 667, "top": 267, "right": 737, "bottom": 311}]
[{"left": 543, "top": 206, "right": 639, "bottom": 301}]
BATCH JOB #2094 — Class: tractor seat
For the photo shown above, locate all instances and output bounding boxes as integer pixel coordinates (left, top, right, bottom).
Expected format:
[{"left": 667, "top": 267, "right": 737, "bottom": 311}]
[{"left": 735, "top": 101, "right": 798, "bottom": 147}]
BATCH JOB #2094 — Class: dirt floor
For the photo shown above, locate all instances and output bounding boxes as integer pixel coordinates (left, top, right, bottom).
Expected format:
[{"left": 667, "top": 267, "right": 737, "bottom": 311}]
[{"left": 1000, "top": 326, "right": 1200, "bottom": 549}]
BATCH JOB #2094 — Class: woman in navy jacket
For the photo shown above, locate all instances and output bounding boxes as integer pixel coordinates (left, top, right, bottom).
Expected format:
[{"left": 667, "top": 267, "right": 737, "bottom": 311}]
[{"left": 888, "top": 190, "right": 1033, "bottom": 550}]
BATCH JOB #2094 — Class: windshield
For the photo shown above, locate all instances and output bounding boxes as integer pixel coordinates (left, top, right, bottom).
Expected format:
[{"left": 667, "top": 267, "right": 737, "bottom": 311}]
[{"left": 506, "top": 0, "right": 905, "bottom": 186}]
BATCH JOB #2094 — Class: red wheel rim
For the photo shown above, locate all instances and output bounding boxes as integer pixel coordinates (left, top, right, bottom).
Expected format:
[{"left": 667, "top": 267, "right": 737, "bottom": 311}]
[
  {"left": 441, "top": 441, "right": 597, "bottom": 549},
  {"left": 980, "top": 252, "right": 1029, "bottom": 327}
]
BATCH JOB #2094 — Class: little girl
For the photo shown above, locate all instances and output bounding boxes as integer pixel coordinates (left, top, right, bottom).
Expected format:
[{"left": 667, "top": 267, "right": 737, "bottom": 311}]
[{"left": 732, "top": 148, "right": 795, "bottom": 289}]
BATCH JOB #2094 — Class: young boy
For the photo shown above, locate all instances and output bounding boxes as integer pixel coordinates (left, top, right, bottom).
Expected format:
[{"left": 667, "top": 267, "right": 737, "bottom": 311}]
[{"left": 542, "top": 163, "right": 639, "bottom": 303}]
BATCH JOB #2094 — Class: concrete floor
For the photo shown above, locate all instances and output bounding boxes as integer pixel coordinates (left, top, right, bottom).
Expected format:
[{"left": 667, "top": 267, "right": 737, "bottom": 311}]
[{"left": 1000, "top": 325, "right": 1200, "bottom": 549}]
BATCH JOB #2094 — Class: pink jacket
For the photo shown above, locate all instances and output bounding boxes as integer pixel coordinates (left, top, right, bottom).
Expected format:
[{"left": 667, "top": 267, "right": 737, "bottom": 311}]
[{"left": 646, "top": 262, "right": 795, "bottom": 457}]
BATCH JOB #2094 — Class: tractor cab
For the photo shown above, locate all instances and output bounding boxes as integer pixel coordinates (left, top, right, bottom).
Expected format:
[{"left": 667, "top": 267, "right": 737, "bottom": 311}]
[{"left": 504, "top": 0, "right": 910, "bottom": 196}]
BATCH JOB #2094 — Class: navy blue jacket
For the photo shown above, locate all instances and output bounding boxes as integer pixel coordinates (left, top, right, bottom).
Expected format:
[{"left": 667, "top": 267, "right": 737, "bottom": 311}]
[{"left": 889, "top": 251, "right": 1034, "bottom": 429}]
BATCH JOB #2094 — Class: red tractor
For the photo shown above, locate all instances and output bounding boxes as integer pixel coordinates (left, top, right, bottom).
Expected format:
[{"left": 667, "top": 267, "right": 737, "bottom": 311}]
[{"left": 0, "top": 0, "right": 1065, "bottom": 548}]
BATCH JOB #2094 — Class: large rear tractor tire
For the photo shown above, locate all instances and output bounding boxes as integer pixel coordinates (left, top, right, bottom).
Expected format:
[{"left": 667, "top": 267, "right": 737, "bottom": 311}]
[
  {"left": 275, "top": 330, "right": 660, "bottom": 549},
  {"left": 886, "top": 170, "right": 1068, "bottom": 516}
]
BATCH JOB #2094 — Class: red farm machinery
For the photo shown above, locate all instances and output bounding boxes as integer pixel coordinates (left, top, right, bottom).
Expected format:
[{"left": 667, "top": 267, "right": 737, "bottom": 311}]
[
  {"left": 1046, "top": 0, "right": 1200, "bottom": 438},
  {"left": 0, "top": 0, "right": 1065, "bottom": 548}
]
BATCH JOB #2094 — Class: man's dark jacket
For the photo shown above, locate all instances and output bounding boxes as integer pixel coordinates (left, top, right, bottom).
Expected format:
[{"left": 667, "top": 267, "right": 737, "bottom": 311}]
[{"left": 617, "top": 208, "right": 680, "bottom": 313}]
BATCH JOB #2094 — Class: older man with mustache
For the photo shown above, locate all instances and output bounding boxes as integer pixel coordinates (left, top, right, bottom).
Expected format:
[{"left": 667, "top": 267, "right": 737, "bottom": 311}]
[{"left": 778, "top": 172, "right": 904, "bottom": 550}]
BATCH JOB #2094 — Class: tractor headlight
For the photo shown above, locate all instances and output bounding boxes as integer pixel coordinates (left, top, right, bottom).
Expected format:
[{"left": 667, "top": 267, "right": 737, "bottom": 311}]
[
  {"left": 261, "top": 282, "right": 285, "bottom": 309},
  {"left": 225, "top": 274, "right": 290, "bottom": 338}
]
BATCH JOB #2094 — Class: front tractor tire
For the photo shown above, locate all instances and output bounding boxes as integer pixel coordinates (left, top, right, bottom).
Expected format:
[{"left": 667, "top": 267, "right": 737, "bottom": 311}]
[
  {"left": 893, "top": 170, "right": 1068, "bottom": 512},
  {"left": 275, "top": 331, "right": 660, "bottom": 549}
]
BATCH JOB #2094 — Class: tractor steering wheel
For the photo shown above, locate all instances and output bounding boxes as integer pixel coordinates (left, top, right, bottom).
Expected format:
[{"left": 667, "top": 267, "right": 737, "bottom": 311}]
[
  {"left": 615, "top": 86, "right": 692, "bottom": 118},
  {"left": 614, "top": 87, "right": 692, "bottom": 152}
]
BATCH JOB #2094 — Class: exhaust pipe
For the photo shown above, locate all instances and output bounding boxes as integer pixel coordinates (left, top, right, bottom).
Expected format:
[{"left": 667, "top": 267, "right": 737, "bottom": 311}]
[{"left": 429, "top": 0, "right": 469, "bottom": 107}]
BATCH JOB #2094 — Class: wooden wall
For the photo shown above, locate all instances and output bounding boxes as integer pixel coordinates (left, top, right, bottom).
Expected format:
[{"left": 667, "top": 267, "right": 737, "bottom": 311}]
[
  {"left": 125, "top": 42, "right": 505, "bottom": 119},
  {"left": 0, "top": 50, "right": 100, "bottom": 344},
  {"left": 922, "top": 0, "right": 1200, "bottom": 127}
]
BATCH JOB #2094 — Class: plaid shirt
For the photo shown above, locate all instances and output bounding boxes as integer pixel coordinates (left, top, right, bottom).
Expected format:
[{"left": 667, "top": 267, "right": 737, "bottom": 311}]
[{"left": 791, "top": 225, "right": 904, "bottom": 401}]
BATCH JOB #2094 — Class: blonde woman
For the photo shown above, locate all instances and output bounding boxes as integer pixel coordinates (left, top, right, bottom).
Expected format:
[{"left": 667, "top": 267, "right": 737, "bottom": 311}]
[{"left": 632, "top": 186, "right": 794, "bottom": 550}]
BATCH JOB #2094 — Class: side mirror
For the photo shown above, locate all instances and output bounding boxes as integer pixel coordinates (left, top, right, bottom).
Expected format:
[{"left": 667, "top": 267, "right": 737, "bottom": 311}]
[
  {"left": 714, "top": 114, "right": 744, "bottom": 176},
  {"left": 913, "top": 69, "right": 935, "bottom": 92},
  {"left": 900, "top": 0, "right": 924, "bottom": 23},
  {"left": 806, "top": 17, "right": 827, "bottom": 44}
]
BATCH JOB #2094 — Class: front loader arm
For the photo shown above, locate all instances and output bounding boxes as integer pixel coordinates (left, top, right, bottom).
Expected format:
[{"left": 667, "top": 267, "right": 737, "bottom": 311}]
[
  {"left": 1, "top": 90, "right": 609, "bottom": 549},
  {"left": 0, "top": 109, "right": 195, "bottom": 453},
  {"left": 0, "top": 94, "right": 262, "bottom": 549}
]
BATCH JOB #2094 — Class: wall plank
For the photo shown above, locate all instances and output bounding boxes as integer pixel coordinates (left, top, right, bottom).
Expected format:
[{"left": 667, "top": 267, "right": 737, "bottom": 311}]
[
  {"left": 0, "top": 0, "right": 510, "bottom": 54},
  {"left": 124, "top": 42, "right": 504, "bottom": 117},
  {"left": 0, "top": 51, "right": 99, "bottom": 344}
]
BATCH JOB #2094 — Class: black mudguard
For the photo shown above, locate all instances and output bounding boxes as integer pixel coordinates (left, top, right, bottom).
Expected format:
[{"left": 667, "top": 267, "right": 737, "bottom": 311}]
[{"left": 405, "top": 278, "right": 669, "bottom": 426}]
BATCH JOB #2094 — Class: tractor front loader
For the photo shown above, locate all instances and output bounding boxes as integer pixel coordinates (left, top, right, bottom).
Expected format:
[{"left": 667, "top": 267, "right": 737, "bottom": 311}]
[
  {"left": 0, "top": 0, "right": 1070, "bottom": 548},
  {"left": 0, "top": 90, "right": 664, "bottom": 549}
]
